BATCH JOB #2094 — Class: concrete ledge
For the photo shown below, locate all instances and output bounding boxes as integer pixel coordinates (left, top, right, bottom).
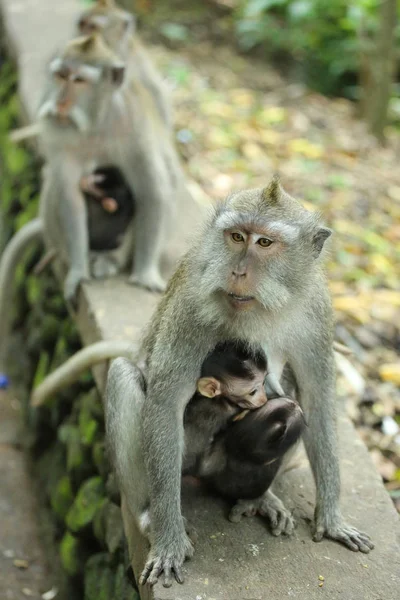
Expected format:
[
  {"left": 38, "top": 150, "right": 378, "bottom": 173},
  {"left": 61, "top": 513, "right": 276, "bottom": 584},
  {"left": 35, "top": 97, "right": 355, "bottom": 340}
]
[{"left": 1, "top": 1, "right": 399, "bottom": 599}]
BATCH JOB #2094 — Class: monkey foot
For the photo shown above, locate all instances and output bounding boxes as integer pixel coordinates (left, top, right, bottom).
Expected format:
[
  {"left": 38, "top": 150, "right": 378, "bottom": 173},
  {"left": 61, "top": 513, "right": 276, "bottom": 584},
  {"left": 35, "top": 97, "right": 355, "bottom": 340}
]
[
  {"left": 91, "top": 255, "right": 119, "bottom": 279},
  {"left": 139, "top": 532, "right": 194, "bottom": 588},
  {"left": 313, "top": 522, "right": 374, "bottom": 553},
  {"left": 258, "top": 490, "right": 295, "bottom": 536},
  {"left": 229, "top": 499, "right": 258, "bottom": 523},
  {"left": 129, "top": 271, "right": 167, "bottom": 293},
  {"left": 64, "top": 269, "right": 89, "bottom": 307}
]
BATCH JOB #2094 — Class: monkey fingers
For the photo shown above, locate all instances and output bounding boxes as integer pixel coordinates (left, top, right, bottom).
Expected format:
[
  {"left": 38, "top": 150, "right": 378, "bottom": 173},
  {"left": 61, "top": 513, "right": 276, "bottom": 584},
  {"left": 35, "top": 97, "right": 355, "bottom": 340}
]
[
  {"left": 139, "top": 533, "right": 194, "bottom": 587},
  {"left": 258, "top": 489, "right": 295, "bottom": 536},
  {"left": 313, "top": 523, "right": 374, "bottom": 553},
  {"left": 79, "top": 173, "right": 106, "bottom": 198},
  {"left": 140, "top": 555, "right": 185, "bottom": 588},
  {"left": 229, "top": 499, "right": 258, "bottom": 523}
]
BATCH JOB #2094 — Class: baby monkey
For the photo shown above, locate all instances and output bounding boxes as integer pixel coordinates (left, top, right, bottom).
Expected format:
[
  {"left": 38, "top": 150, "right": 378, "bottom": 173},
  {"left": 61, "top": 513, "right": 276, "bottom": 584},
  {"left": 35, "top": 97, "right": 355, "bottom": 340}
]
[
  {"left": 81, "top": 166, "right": 135, "bottom": 252},
  {"left": 183, "top": 341, "right": 305, "bottom": 508}
]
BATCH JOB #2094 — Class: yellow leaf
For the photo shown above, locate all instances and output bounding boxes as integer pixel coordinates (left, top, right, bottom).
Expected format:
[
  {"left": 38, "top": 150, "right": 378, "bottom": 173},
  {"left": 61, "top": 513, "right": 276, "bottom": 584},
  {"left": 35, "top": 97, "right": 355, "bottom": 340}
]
[
  {"left": 259, "top": 129, "right": 281, "bottom": 145},
  {"left": 258, "top": 106, "right": 287, "bottom": 125},
  {"left": 387, "top": 186, "right": 400, "bottom": 202},
  {"left": 229, "top": 89, "right": 255, "bottom": 107},
  {"left": 379, "top": 364, "right": 400, "bottom": 385},
  {"left": 241, "top": 142, "right": 265, "bottom": 160},
  {"left": 287, "top": 138, "right": 324, "bottom": 159}
]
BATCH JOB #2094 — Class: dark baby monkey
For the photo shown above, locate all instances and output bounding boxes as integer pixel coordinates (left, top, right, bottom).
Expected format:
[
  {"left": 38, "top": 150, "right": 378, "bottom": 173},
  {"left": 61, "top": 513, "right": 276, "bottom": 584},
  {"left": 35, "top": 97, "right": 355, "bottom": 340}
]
[
  {"left": 183, "top": 340, "right": 270, "bottom": 474},
  {"left": 81, "top": 165, "right": 135, "bottom": 251},
  {"left": 183, "top": 341, "right": 305, "bottom": 517}
]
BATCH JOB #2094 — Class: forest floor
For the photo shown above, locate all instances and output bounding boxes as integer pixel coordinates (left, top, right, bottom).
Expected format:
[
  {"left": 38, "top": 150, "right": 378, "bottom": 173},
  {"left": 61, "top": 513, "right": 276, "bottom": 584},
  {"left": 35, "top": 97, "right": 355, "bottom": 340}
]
[{"left": 141, "top": 0, "right": 400, "bottom": 511}]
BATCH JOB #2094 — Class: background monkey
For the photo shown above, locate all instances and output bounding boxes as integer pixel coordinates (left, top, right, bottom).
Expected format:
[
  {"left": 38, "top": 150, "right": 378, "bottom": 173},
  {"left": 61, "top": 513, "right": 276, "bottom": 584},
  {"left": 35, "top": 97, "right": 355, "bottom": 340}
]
[
  {"left": 77, "top": 0, "right": 172, "bottom": 129},
  {"left": 107, "top": 176, "right": 373, "bottom": 588},
  {"left": 38, "top": 32, "right": 181, "bottom": 301}
]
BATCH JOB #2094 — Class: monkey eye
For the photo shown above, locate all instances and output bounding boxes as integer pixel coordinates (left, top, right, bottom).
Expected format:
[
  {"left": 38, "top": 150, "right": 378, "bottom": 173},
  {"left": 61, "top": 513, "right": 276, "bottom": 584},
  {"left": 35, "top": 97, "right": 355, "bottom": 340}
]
[
  {"left": 79, "top": 18, "right": 97, "bottom": 32},
  {"left": 74, "top": 75, "right": 87, "bottom": 84},
  {"left": 231, "top": 232, "right": 244, "bottom": 243},
  {"left": 257, "top": 237, "right": 273, "bottom": 248},
  {"left": 55, "top": 69, "right": 69, "bottom": 81},
  {"left": 249, "top": 389, "right": 257, "bottom": 396}
]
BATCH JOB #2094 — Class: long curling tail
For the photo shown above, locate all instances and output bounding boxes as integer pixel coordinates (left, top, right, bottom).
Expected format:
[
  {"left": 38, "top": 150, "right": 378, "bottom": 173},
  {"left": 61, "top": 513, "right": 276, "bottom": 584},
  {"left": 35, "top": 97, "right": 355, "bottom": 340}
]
[
  {"left": 31, "top": 340, "right": 137, "bottom": 407},
  {"left": 0, "top": 218, "right": 44, "bottom": 370}
]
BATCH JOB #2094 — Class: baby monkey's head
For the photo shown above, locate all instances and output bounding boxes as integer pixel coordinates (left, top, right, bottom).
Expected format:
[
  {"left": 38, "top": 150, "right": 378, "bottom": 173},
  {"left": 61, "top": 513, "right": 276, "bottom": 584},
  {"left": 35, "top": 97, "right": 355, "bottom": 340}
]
[{"left": 197, "top": 340, "right": 268, "bottom": 409}]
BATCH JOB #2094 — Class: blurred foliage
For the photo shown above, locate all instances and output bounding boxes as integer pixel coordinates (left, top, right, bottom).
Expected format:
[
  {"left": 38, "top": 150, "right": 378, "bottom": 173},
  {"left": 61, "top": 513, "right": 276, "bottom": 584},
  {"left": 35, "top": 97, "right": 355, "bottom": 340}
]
[{"left": 234, "top": 0, "right": 399, "bottom": 98}]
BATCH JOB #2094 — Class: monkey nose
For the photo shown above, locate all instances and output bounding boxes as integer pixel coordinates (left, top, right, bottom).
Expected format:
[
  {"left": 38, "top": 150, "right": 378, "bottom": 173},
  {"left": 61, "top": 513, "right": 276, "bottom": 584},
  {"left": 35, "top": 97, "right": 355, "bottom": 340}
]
[{"left": 232, "top": 268, "right": 246, "bottom": 278}]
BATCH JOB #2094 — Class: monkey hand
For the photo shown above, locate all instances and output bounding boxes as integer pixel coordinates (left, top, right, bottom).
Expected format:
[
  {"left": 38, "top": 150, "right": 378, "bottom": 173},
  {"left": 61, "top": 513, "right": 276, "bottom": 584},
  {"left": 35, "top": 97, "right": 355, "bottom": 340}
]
[
  {"left": 313, "top": 509, "right": 374, "bottom": 553},
  {"left": 139, "top": 531, "right": 194, "bottom": 588},
  {"left": 64, "top": 268, "right": 89, "bottom": 308},
  {"left": 129, "top": 269, "right": 167, "bottom": 293}
]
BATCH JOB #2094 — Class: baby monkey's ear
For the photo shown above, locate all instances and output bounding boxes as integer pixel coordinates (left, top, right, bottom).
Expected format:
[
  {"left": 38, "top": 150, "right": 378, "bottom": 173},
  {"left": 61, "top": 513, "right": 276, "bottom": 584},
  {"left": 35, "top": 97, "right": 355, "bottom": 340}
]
[{"left": 197, "top": 377, "right": 222, "bottom": 398}]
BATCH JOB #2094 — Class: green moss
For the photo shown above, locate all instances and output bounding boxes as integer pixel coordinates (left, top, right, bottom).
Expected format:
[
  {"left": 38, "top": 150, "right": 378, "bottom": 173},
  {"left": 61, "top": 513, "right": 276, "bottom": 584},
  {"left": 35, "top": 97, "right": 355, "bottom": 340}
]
[
  {"left": 66, "top": 476, "right": 106, "bottom": 533},
  {"left": 50, "top": 475, "right": 74, "bottom": 520},
  {"left": 60, "top": 531, "right": 86, "bottom": 577},
  {"left": 84, "top": 553, "right": 115, "bottom": 600}
]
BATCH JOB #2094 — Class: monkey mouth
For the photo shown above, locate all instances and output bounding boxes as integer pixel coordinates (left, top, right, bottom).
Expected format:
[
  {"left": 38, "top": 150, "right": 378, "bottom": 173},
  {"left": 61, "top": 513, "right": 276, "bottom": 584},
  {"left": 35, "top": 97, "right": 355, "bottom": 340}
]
[{"left": 228, "top": 293, "right": 255, "bottom": 303}]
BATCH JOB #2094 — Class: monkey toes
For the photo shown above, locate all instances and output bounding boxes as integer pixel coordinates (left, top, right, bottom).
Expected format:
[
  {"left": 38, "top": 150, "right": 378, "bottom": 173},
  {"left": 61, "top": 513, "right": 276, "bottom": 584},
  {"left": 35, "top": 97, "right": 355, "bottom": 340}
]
[
  {"left": 64, "top": 268, "right": 89, "bottom": 307},
  {"left": 313, "top": 521, "right": 374, "bottom": 553},
  {"left": 258, "top": 491, "right": 295, "bottom": 536},
  {"left": 91, "top": 255, "right": 119, "bottom": 279},
  {"left": 129, "top": 270, "right": 167, "bottom": 293},
  {"left": 139, "top": 532, "right": 194, "bottom": 588}
]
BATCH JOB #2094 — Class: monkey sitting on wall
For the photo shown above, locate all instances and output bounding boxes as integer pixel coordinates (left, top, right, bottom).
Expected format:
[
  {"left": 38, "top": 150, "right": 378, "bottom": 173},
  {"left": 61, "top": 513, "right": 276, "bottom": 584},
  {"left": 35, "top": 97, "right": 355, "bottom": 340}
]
[{"left": 107, "top": 177, "right": 373, "bottom": 587}]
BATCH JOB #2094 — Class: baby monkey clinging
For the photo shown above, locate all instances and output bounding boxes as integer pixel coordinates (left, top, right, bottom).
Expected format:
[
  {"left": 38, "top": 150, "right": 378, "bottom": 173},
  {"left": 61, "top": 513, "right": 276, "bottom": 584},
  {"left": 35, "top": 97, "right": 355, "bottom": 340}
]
[{"left": 184, "top": 340, "right": 305, "bottom": 510}]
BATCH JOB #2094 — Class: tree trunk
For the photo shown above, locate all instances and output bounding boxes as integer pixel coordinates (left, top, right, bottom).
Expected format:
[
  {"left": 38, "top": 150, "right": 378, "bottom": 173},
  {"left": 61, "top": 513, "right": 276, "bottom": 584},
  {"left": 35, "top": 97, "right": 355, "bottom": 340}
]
[{"left": 362, "top": 0, "right": 397, "bottom": 143}]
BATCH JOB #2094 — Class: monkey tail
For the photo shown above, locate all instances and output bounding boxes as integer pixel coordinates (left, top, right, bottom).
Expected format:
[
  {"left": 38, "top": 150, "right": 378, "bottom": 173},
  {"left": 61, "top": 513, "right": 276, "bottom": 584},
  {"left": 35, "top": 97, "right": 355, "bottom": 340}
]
[
  {"left": 31, "top": 340, "right": 137, "bottom": 407},
  {"left": 0, "top": 218, "right": 44, "bottom": 370}
]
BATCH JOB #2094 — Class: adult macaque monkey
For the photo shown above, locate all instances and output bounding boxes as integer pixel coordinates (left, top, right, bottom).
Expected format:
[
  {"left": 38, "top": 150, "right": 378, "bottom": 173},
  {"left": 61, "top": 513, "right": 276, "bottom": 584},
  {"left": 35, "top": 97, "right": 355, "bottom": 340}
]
[
  {"left": 107, "top": 177, "right": 373, "bottom": 588},
  {"left": 37, "top": 32, "right": 180, "bottom": 301},
  {"left": 77, "top": 0, "right": 172, "bottom": 129}
]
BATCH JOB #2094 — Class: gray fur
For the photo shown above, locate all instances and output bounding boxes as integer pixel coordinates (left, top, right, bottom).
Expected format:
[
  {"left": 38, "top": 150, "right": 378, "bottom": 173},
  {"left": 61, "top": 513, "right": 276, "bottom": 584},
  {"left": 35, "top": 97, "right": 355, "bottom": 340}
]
[{"left": 107, "top": 182, "right": 373, "bottom": 587}]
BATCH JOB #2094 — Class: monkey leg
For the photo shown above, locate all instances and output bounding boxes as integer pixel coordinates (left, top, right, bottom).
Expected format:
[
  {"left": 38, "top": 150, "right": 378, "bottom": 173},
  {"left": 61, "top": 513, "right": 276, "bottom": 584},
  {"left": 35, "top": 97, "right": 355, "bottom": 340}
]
[
  {"left": 229, "top": 489, "right": 295, "bottom": 536},
  {"left": 0, "top": 218, "right": 43, "bottom": 369}
]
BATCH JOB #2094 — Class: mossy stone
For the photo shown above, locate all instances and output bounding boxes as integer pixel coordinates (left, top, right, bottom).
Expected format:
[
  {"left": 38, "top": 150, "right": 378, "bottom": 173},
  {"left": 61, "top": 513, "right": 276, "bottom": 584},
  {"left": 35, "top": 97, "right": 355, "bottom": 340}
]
[{"left": 66, "top": 476, "right": 106, "bottom": 533}]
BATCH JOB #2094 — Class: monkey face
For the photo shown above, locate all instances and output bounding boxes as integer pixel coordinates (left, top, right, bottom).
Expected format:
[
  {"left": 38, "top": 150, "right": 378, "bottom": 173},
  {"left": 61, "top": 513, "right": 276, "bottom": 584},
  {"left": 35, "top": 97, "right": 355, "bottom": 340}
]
[
  {"left": 77, "top": 2, "right": 135, "bottom": 59},
  {"left": 195, "top": 181, "right": 332, "bottom": 315},
  {"left": 39, "top": 36, "right": 125, "bottom": 133},
  {"left": 223, "top": 369, "right": 268, "bottom": 409}
]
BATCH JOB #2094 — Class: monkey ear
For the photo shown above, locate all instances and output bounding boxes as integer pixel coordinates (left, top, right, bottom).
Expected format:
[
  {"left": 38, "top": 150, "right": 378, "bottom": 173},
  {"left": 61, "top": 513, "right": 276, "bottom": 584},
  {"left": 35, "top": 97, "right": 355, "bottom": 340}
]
[
  {"left": 312, "top": 226, "right": 332, "bottom": 257},
  {"left": 110, "top": 64, "right": 125, "bottom": 86},
  {"left": 197, "top": 377, "right": 222, "bottom": 398}
]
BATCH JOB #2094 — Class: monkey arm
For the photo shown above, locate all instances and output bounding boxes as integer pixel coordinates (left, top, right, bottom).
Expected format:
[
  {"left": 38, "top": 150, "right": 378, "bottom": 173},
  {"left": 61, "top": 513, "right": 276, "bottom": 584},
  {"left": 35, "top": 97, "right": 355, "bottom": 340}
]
[
  {"left": 31, "top": 340, "right": 137, "bottom": 407},
  {"left": 287, "top": 304, "right": 374, "bottom": 553},
  {"left": 0, "top": 218, "right": 43, "bottom": 369},
  {"left": 134, "top": 41, "right": 173, "bottom": 130},
  {"left": 55, "top": 158, "right": 90, "bottom": 303}
]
